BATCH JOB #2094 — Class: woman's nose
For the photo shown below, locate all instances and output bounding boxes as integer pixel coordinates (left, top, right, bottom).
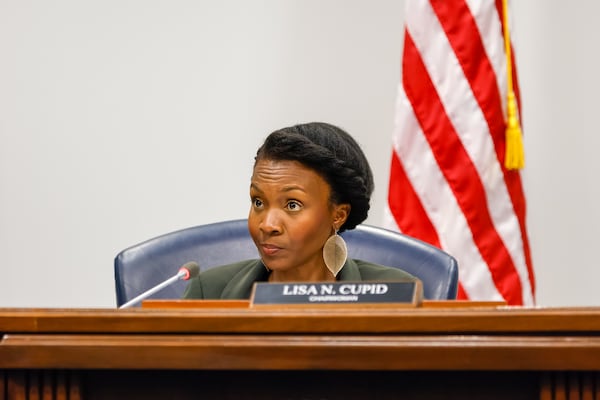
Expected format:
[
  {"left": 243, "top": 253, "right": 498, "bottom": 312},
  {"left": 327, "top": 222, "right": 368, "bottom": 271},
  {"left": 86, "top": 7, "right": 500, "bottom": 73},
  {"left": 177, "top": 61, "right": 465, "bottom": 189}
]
[{"left": 260, "top": 209, "right": 282, "bottom": 235}]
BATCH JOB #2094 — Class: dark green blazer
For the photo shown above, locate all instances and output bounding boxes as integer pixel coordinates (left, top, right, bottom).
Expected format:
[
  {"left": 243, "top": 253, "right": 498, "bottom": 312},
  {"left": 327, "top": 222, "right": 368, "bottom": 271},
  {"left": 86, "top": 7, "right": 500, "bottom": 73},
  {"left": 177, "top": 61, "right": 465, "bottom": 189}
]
[{"left": 182, "top": 259, "right": 418, "bottom": 299}]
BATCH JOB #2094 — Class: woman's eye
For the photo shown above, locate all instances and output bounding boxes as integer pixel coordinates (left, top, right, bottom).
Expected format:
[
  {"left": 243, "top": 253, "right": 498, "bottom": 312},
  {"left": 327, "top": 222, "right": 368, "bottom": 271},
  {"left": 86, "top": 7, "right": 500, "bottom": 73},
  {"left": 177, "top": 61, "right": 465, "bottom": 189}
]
[{"left": 287, "top": 200, "right": 302, "bottom": 211}]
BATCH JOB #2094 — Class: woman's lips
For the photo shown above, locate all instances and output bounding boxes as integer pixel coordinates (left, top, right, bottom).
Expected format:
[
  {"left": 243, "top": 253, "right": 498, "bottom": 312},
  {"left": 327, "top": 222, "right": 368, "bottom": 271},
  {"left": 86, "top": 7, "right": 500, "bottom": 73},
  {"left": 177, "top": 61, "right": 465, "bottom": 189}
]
[{"left": 261, "top": 244, "right": 282, "bottom": 256}]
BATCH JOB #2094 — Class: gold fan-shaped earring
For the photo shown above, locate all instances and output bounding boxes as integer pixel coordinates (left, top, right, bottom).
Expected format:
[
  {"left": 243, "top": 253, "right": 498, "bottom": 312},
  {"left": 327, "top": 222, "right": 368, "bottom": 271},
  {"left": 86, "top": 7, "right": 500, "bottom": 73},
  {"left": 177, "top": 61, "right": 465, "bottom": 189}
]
[{"left": 322, "top": 227, "right": 347, "bottom": 277}]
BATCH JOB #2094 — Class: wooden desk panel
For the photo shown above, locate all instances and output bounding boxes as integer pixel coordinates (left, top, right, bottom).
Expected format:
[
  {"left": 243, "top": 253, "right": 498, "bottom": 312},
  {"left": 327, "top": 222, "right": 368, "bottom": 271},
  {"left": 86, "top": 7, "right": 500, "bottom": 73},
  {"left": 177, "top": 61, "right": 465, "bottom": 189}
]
[
  {"left": 1, "top": 306, "right": 600, "bottom": 400},
  {"left": 2, "top": 334, "right": 600, "bottom": 370},
  {"left": 2, "top": 306, "right": 600, "bottom": 334}
]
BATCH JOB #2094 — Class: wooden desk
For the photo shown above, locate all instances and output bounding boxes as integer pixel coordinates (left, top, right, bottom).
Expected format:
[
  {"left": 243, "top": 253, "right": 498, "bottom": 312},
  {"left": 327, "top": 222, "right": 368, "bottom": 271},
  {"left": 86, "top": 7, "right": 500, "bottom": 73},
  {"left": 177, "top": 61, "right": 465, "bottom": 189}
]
[{"left": 1, "top": 305, "right": 600, "bottom": 399}]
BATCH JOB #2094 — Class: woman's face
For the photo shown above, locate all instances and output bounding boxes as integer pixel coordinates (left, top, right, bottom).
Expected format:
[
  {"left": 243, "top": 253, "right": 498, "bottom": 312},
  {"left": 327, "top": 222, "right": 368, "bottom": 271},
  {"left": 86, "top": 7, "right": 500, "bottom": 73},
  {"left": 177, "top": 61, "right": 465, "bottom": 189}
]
[{"left": 248, "top": 159, "right": 348, "bottom": 279}]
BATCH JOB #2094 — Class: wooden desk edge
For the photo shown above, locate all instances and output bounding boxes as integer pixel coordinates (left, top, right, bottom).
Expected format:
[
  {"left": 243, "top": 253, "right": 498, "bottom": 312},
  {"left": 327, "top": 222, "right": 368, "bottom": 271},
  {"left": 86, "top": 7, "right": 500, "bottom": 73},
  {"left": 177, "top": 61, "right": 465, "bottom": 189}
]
[{"left": 141, "top": 299, "right": 507, "bottom": 309}]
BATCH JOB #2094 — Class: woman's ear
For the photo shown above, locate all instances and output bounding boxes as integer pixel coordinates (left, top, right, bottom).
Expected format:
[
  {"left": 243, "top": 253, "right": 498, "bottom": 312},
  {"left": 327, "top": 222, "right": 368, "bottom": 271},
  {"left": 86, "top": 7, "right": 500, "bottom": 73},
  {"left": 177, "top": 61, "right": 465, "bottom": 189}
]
[{"left": 333, "top": 203, "right": 351, "bottom": 229}]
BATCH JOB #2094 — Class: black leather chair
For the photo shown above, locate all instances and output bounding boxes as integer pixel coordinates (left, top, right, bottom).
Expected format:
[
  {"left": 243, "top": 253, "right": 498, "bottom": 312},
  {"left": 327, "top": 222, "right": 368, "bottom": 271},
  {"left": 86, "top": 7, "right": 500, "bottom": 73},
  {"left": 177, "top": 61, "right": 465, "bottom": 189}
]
[{"left": 114, "top": 219, "right": 459, "bottom": 307}]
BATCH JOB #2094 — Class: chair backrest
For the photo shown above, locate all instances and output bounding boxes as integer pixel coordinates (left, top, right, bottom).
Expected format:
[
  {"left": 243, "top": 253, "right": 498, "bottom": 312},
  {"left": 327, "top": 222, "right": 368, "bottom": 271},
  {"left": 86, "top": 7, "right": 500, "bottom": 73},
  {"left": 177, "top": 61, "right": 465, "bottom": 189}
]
[{"left": 114, "top": 219, "right": 459, "bottom": 306}]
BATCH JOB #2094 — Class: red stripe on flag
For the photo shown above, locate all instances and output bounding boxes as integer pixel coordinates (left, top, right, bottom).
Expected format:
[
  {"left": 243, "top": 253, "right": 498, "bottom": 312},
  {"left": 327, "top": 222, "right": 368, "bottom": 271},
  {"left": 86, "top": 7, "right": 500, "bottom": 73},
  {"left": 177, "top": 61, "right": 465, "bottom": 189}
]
[
  {"left": 431, "top": 0, "right": 506, "bottom": 147},
  {"left": 457, "top": 284, "right": 468, "bottom": 299},
  {"left": 389, "top": 148, "right": 470, "bottom": 300},
  {"left": 388, "top": 150, "right": 441, "bottom": 247},
  {"left": 402, "top": 31, "right": 524, "bottom": 304},
  {"left": 505, "top": 171, "right": 535, "bottom": 294}
]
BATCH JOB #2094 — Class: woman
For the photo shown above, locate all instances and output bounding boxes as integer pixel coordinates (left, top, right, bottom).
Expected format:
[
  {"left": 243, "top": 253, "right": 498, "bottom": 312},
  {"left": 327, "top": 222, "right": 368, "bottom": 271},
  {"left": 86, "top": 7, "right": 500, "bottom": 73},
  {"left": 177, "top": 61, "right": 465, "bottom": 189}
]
[{"left": 183, "top": 122, "right": 418, "bottom": 299}]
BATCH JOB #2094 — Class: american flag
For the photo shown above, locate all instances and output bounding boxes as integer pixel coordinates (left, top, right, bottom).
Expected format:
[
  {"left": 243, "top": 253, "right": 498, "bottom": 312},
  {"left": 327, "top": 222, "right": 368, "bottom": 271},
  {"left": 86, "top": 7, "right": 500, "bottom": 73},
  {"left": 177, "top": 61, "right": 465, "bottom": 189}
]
[{"left": 384, "top": 0, "right": 535, "bottom": 305}]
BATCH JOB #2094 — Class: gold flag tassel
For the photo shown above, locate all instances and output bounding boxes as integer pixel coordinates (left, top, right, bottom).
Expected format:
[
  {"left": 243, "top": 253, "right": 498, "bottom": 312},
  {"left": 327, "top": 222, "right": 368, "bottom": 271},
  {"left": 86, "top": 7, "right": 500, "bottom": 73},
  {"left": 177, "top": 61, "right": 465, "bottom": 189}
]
[{"left": 502, "top": 0, "right": 524, "bottom": 170}]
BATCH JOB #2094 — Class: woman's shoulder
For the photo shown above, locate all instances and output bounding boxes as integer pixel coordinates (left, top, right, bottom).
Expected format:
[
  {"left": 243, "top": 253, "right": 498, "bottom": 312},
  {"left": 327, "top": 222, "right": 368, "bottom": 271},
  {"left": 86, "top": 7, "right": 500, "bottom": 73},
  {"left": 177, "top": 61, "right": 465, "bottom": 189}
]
[
  {"left": 200, "top": 259, "right": 261, "bottom": 280},
  {"left": 352, "top": 259, "right": 418, "bottom": 281},
  {"left": 183, "top": 259, "right": 262, "bottom": 299}
]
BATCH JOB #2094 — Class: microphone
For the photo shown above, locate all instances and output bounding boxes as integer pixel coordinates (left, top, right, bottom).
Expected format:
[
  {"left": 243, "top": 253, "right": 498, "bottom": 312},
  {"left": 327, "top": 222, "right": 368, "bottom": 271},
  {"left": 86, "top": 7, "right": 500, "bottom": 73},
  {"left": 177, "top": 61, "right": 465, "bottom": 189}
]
[{"left": 119, "top": 261, "right": 200, "bottom": 309}]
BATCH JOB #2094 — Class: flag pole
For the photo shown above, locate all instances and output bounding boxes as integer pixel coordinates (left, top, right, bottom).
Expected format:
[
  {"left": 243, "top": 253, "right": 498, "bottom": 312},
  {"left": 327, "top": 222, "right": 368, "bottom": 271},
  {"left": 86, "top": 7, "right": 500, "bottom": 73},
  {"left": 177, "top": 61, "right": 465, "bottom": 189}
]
[{"left": 502, "top": 0, "right": 525, "bottom": 170}]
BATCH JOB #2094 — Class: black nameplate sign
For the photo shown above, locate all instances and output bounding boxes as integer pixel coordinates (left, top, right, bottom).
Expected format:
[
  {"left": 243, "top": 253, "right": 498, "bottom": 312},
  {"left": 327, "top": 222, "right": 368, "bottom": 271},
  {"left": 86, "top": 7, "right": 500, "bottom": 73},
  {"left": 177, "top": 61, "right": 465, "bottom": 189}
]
[{"left": 250, "top": 280, "right": 422, "bottom": 307}]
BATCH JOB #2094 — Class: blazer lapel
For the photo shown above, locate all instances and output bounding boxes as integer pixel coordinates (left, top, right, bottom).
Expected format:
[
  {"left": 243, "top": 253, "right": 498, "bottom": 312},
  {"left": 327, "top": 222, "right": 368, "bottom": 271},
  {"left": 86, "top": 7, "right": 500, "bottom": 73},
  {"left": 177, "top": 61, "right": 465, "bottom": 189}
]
[{"left": 220, "top": 260, "right": 269, "bottom": 299}]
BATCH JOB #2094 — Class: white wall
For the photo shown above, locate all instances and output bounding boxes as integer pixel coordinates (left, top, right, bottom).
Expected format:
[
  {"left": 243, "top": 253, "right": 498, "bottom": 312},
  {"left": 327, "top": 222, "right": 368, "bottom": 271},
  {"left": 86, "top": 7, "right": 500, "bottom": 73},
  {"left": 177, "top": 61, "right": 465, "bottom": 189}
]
[
  {"left": 0, "top": 1, "right": 597, "bottom": 308},
  {"left": 514, "top": 1, "right": 600, "bottom": 306}
]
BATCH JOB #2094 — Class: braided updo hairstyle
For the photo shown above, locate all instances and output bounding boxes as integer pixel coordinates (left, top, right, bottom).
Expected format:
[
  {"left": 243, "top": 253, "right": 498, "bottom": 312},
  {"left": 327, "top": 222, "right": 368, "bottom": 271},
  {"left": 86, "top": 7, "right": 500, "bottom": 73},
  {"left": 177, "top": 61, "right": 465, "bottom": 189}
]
[{"left": 254, "top": 122, "right": 374, "bottom": 233}]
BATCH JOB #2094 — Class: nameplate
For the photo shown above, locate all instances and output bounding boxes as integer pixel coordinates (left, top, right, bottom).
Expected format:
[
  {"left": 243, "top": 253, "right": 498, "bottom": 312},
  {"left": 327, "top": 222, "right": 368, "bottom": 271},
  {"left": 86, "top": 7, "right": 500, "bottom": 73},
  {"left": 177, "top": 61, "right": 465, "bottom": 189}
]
[{"left": 250, "top": 280, "right": 422, "bottom": 307}]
